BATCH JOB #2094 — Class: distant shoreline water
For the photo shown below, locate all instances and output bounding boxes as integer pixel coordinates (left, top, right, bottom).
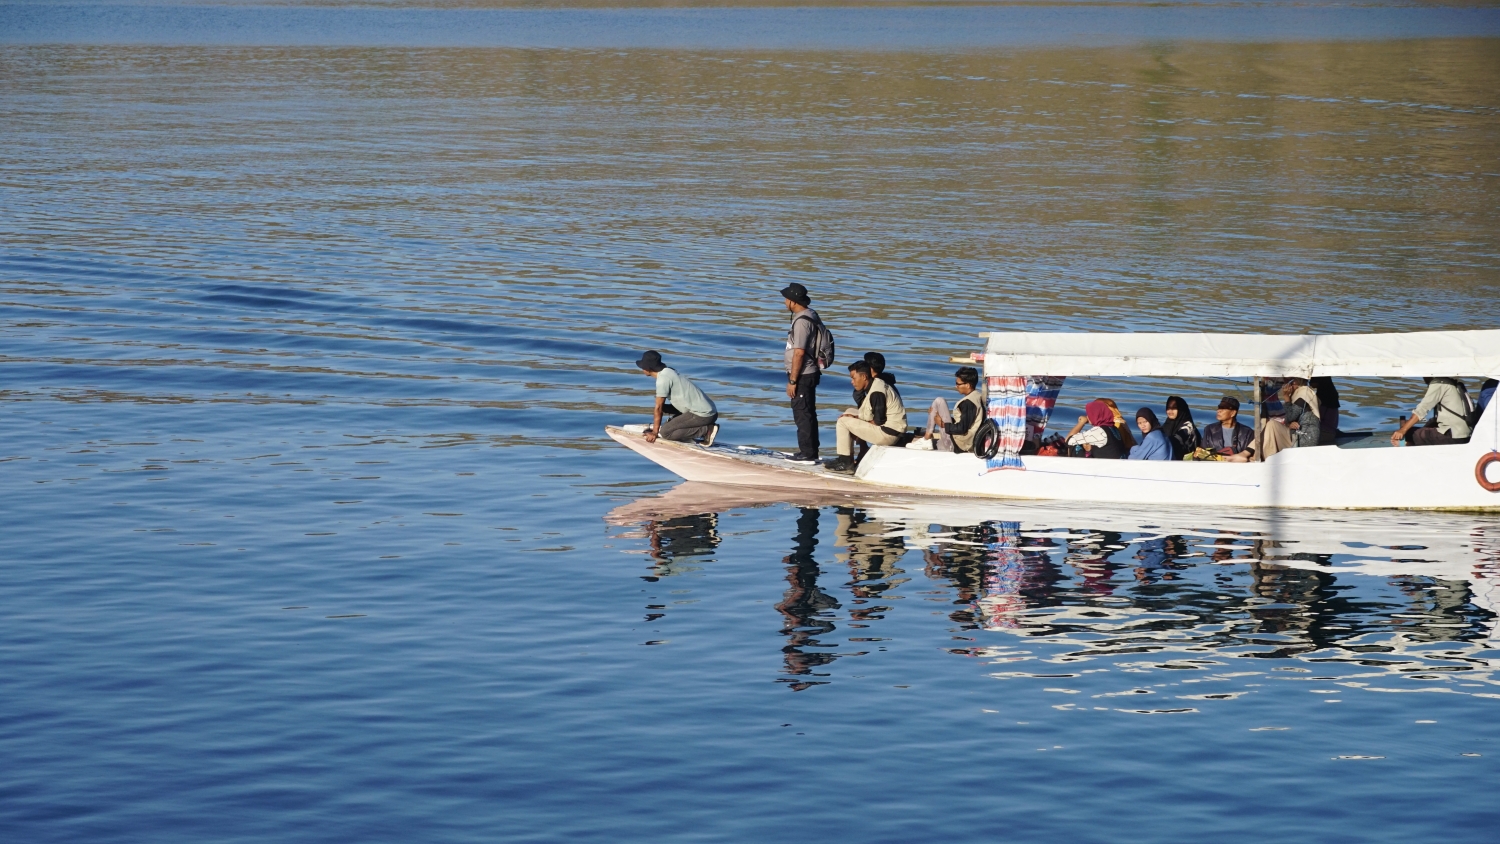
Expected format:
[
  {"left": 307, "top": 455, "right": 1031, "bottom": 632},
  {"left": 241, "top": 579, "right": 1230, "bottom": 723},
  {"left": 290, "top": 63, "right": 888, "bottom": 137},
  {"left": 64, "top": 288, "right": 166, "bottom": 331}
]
[{"left": 5, "top": 3, "right": 1500, "bottom": 48}]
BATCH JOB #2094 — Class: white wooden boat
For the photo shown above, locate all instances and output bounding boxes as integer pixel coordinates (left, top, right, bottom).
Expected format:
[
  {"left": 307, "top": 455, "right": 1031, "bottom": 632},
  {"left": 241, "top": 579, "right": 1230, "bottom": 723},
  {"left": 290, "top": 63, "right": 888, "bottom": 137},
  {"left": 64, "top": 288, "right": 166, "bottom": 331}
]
[{"left": 608, "top": 329, "right": 1500, "bottom": 511}]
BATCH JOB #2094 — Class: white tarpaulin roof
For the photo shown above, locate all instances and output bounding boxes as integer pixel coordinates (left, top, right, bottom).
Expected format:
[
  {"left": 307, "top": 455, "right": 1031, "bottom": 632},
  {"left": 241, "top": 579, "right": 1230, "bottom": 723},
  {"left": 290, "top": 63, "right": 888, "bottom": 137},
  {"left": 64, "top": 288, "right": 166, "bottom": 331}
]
[{"left": 980, "top": 329, "right": 1500, "bottom": 378}]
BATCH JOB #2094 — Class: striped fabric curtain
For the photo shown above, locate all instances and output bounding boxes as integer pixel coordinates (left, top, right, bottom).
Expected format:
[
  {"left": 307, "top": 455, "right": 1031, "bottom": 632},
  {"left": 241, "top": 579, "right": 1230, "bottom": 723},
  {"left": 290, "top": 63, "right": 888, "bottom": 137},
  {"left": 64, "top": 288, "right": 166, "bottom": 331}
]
[
  {"left": 1025, "top": 376, "right": 1066, "bottom": 442},
  {"left": 984, "top": 375, "right": 1066, "bottom": 471},
  {"left": 983, "top": 376, "right": 1029, "bottom": 470}
]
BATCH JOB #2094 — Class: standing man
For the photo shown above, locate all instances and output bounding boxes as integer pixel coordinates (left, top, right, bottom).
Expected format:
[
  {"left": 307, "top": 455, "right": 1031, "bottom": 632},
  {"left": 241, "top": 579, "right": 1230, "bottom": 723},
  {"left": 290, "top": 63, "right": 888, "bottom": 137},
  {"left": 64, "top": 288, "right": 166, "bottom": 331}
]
[
  {"left": 636, "top": 350, "right": 719, "bottom": 445},
  {"left": 781, "top": 283, "right": 823, "bottom": 464}
]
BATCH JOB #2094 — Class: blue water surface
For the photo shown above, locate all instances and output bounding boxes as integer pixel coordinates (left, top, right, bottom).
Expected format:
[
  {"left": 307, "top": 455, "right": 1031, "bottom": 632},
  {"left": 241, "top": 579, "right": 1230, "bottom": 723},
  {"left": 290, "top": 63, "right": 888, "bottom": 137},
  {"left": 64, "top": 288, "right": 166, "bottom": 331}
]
[{"left": 3, "top": 5, "right": 1500, "bottom": 842}]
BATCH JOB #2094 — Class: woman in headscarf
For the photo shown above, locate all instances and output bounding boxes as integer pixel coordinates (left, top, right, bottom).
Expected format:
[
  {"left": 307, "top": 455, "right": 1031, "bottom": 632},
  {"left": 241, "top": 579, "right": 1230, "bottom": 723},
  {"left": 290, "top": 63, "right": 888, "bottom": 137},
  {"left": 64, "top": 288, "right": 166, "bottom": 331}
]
[
  {"left": 1098, "top": 398, "right": 1137, "bottom": 450},
  {"left": 1160, "top": 396, "right": 1199, "bottom": 460},
  {"left": 1128, "top": 408, "right": 1172, "bottom": 460},
  {"left": 1065, "top": 399, "right": 1127, "bottom": 459}
]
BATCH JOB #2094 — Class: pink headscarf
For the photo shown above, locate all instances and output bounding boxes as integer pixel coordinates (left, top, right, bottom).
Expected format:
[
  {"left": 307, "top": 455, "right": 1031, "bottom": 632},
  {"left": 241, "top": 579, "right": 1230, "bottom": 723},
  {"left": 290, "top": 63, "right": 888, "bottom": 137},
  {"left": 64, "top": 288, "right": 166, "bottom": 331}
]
[{"left": 1085, "top": 400, "right": 1115, "bottom": 428}]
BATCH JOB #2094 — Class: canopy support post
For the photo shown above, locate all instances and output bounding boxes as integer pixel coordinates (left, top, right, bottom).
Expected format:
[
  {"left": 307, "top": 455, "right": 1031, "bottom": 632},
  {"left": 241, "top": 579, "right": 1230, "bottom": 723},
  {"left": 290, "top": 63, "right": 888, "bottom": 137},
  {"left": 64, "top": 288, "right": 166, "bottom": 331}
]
[{"left": 1252, "top": 378, "right": 1263, "bottom": 462}]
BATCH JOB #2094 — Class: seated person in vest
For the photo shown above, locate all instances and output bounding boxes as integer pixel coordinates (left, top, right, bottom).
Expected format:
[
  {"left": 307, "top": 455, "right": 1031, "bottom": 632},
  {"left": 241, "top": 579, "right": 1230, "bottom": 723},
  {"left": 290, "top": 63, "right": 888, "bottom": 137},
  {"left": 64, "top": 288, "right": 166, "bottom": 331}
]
[
  {"left": 852, "top": 351, "right": 896, "bottom": 408},
  {"left": 1256, "top": 377, "right": 1321, "bottom": 459},
  {"left": 637, "top": 350, "right": 719, "bottom": 445},
  {"left": 1391, "top": 377, "right": 1473, "bottom": 447},
  {"left": 924, "top": 366, "right": 985, "bottom": 453},
  {"left": 1202, "top": 396, "right": 1255, "bottom": 462},
  {"left": 1065, "top": 399, "right": 1127, "bottom": 458},
  {"left": 826, "top": 360, "right": 907, "bottom": 474}
]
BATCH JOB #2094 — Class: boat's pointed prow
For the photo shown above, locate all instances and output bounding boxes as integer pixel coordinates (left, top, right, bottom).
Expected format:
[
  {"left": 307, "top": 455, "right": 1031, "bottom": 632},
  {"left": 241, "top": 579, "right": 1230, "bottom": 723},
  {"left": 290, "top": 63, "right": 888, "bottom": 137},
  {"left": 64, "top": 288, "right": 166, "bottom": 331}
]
[{"left": 604, "top": 426, "right": 872, "bottom": 491}]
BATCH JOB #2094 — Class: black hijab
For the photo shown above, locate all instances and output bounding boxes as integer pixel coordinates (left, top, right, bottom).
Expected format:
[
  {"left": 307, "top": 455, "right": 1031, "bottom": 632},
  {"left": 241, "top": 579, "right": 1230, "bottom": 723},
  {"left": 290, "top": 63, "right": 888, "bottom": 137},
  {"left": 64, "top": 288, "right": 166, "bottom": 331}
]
[
  {"left": 1163, "top": 396, "right": 1194, "bottom": 433},
  {"left": 1136, "top": 407, "right": 1162, "bottom": 434}
]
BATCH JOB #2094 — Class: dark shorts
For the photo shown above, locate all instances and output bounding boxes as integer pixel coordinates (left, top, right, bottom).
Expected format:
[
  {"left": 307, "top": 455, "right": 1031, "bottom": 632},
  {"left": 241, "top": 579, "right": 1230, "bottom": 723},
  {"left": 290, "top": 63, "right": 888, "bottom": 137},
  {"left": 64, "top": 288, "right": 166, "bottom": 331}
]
[
  {"left": 659, "top": 410, "right": 717, "bottom": 442},
  {"left": 1407, "top": 426, "right": 1467, "bottom": 447}
]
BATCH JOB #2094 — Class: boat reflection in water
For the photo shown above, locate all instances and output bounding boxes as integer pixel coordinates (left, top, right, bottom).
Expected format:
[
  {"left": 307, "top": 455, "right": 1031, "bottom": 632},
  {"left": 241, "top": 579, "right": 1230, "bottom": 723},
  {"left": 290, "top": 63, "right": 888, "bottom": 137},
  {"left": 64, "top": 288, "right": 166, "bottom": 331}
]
[{"left": 608, "top": 483, "right": 1500, "bottom": 696}]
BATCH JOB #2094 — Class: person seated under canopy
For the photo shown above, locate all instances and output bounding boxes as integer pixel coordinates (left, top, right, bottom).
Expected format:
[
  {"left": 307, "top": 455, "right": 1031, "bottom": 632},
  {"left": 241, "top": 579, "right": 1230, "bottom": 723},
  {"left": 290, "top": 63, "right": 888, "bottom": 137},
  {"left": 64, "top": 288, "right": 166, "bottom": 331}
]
[
  {"left": 1256, "top": 377, "right": 1321, "bottom": 459},
  {"left": 1097, "top": 398, "right": 1136, "bottom": 451},
  {"left": 924, "top": 366, "right": 985, "bottom": 453},
  {"left": 1200, "top": 396, "right": 1255, "bottom": 462},
  {"left": 1391, "top": 377, "right": 1474, "bottom": 447},
  {"left": 1160, "top": 396, "right": 1199, "bottom": 460},
  {"left": 1479, "top": 378, "right": 1498, "bottom": 415},
  {"left": 1066, "top": 399, "right": 1127, "bottom": 459},
  {"left": 1128, "top": 408, "right": 1172, "bottom": 460},
  {"left": 1310, "top": 376, "right": 1341, "bottom": 445}
]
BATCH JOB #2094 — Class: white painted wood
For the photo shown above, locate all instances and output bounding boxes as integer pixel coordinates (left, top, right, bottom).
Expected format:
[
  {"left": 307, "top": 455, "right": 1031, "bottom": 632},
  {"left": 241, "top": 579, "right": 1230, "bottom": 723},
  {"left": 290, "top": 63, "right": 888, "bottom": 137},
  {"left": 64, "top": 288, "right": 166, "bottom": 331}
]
[
  {"left": 981, "top": 328, "right": 1500, "bottom": 378},
  {"left": 608, "top": 396, "right": 1500, "bottom": 511}
]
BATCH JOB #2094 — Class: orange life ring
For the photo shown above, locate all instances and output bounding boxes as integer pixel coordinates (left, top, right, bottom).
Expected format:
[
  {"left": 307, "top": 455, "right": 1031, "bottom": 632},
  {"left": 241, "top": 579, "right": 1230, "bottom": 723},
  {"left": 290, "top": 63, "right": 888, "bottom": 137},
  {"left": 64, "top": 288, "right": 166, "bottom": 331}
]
[{"left": 1478, "top": 452, "right": 1500, "bottom": 493}]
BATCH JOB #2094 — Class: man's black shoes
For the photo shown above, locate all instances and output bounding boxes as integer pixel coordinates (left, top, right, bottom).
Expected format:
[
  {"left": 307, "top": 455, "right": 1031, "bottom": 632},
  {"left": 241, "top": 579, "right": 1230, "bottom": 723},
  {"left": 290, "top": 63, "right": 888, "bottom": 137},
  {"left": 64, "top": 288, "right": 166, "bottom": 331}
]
[
  {"left": 824, "top": 456, "right": 856, "bottom": 475},
  {"left": 786, "top": 454, "right": 819, "bottom": 465}
]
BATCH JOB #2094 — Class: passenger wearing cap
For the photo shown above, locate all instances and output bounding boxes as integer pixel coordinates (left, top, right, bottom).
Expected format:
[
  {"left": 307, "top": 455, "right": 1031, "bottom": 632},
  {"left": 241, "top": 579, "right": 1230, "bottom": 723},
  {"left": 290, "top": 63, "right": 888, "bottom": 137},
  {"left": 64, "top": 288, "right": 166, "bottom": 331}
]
[
  {"left": 780, "top": 282, "right": 825, "bottom": 463},
  {"left": 1201, "top": 396, "right": 1255, "bottom": 462},
  {"left": 636, "top": 350, "right": 719, "bottom": 446}
]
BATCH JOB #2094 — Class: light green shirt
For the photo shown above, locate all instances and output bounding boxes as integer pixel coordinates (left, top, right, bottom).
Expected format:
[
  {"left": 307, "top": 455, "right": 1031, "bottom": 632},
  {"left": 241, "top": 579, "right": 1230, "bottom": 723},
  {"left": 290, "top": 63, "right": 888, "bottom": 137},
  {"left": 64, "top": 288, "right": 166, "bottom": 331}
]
[
  {"left": 1414, "top": 379, "right": 1471, "bottom": 438},
  {"left": 655, "top": 367, "right": 717, "bottom": 418}
]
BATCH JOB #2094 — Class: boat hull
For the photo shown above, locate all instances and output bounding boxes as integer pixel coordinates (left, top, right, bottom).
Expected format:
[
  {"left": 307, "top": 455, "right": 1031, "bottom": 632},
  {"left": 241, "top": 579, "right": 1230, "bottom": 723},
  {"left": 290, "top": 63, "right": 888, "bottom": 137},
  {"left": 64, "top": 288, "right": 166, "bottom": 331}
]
[{"left": 608, "top": 407, "right": 1500, "bottom": 511}]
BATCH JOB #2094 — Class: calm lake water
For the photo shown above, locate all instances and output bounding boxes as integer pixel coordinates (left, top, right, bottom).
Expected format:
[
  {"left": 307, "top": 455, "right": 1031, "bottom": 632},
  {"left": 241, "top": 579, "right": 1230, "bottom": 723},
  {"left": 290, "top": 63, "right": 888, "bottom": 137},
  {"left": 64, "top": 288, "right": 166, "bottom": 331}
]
[{"left": 3, "top": 2, "right": 1500, "bottom": 841}]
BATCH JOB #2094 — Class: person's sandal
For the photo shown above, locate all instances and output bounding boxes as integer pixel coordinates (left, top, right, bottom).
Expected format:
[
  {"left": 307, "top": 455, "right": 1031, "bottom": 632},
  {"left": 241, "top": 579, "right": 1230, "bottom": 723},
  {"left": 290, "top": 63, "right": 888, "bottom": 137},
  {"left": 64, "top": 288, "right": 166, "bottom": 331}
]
[{"left": 702, "top": 424, "right": 719, "bottom": 448}]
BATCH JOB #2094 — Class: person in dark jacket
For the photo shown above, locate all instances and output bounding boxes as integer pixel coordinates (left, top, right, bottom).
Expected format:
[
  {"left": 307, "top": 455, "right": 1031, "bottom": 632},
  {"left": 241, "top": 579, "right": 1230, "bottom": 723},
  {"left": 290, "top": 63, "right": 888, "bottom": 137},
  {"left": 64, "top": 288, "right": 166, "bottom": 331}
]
[
  {"left": 1201, "top": 396, "right": 1255, "bottom": 461},
  {"left": 1310, "top": 376, "right": 1341, "bottom": 445},
  {"left": 1161, "top": 396, "right": 1199, "bottom": 460}
]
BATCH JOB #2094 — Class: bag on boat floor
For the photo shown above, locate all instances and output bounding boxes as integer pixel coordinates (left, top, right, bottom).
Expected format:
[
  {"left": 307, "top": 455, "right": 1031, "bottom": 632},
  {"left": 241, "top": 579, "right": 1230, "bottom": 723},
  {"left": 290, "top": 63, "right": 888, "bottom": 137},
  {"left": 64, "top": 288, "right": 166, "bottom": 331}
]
[{"left": 973, "top": 419, "right": 1001, "bottom": 460}]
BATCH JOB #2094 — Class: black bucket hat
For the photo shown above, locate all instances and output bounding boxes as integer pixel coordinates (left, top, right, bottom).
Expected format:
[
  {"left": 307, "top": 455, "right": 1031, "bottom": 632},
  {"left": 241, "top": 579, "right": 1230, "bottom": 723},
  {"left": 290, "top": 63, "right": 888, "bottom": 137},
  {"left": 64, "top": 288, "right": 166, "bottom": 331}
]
[
  {"left": 1217, "top": 396, "right": 1240, "bottom": 411},
  {"left": 779, "top": 283, "right": 811, "bottom": 307},
  {"left": 636, "top": 350, "right": 664, "bottom": 372}
]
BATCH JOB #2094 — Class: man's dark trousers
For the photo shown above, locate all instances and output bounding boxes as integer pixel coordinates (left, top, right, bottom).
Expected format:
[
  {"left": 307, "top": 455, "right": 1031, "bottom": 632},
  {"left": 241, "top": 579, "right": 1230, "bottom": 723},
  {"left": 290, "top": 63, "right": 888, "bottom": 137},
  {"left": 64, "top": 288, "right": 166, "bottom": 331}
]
[{"left": 791, "top": 371, "right": 820, "bottom": 459}]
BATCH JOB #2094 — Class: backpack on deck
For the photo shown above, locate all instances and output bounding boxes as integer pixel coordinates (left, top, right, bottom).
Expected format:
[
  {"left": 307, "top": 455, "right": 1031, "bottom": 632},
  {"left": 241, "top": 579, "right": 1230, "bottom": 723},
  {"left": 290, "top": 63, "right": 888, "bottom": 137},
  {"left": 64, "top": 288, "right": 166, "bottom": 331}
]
[{"left": 795, "top": 312, "right": 837, "bottom": 371}]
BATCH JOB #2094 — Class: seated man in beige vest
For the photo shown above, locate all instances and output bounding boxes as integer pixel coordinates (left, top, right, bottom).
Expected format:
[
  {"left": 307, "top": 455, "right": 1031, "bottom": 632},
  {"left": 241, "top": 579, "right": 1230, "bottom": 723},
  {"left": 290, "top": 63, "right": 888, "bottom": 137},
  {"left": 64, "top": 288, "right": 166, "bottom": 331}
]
[
  {"left": 826, "top": 361, "right": 907, "bottom": 475},
  {"left": 925, "top": 366, "right": 985, "bottom": 453}
]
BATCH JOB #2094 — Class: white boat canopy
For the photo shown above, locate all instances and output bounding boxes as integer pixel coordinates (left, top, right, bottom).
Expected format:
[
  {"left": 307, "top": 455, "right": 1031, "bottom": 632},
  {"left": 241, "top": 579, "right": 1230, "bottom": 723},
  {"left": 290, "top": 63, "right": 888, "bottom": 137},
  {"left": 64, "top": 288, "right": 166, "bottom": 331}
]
[{"left": 980, "top": 329, "right": 1500, "bottom": 378}]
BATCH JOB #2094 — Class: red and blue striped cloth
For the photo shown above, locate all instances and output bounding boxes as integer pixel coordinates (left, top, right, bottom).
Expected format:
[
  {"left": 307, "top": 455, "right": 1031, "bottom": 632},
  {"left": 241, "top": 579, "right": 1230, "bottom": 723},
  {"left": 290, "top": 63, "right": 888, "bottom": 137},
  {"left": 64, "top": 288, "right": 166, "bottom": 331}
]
[{"left": 984, "top": 375, "right": 1066, "bottom": 471}]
